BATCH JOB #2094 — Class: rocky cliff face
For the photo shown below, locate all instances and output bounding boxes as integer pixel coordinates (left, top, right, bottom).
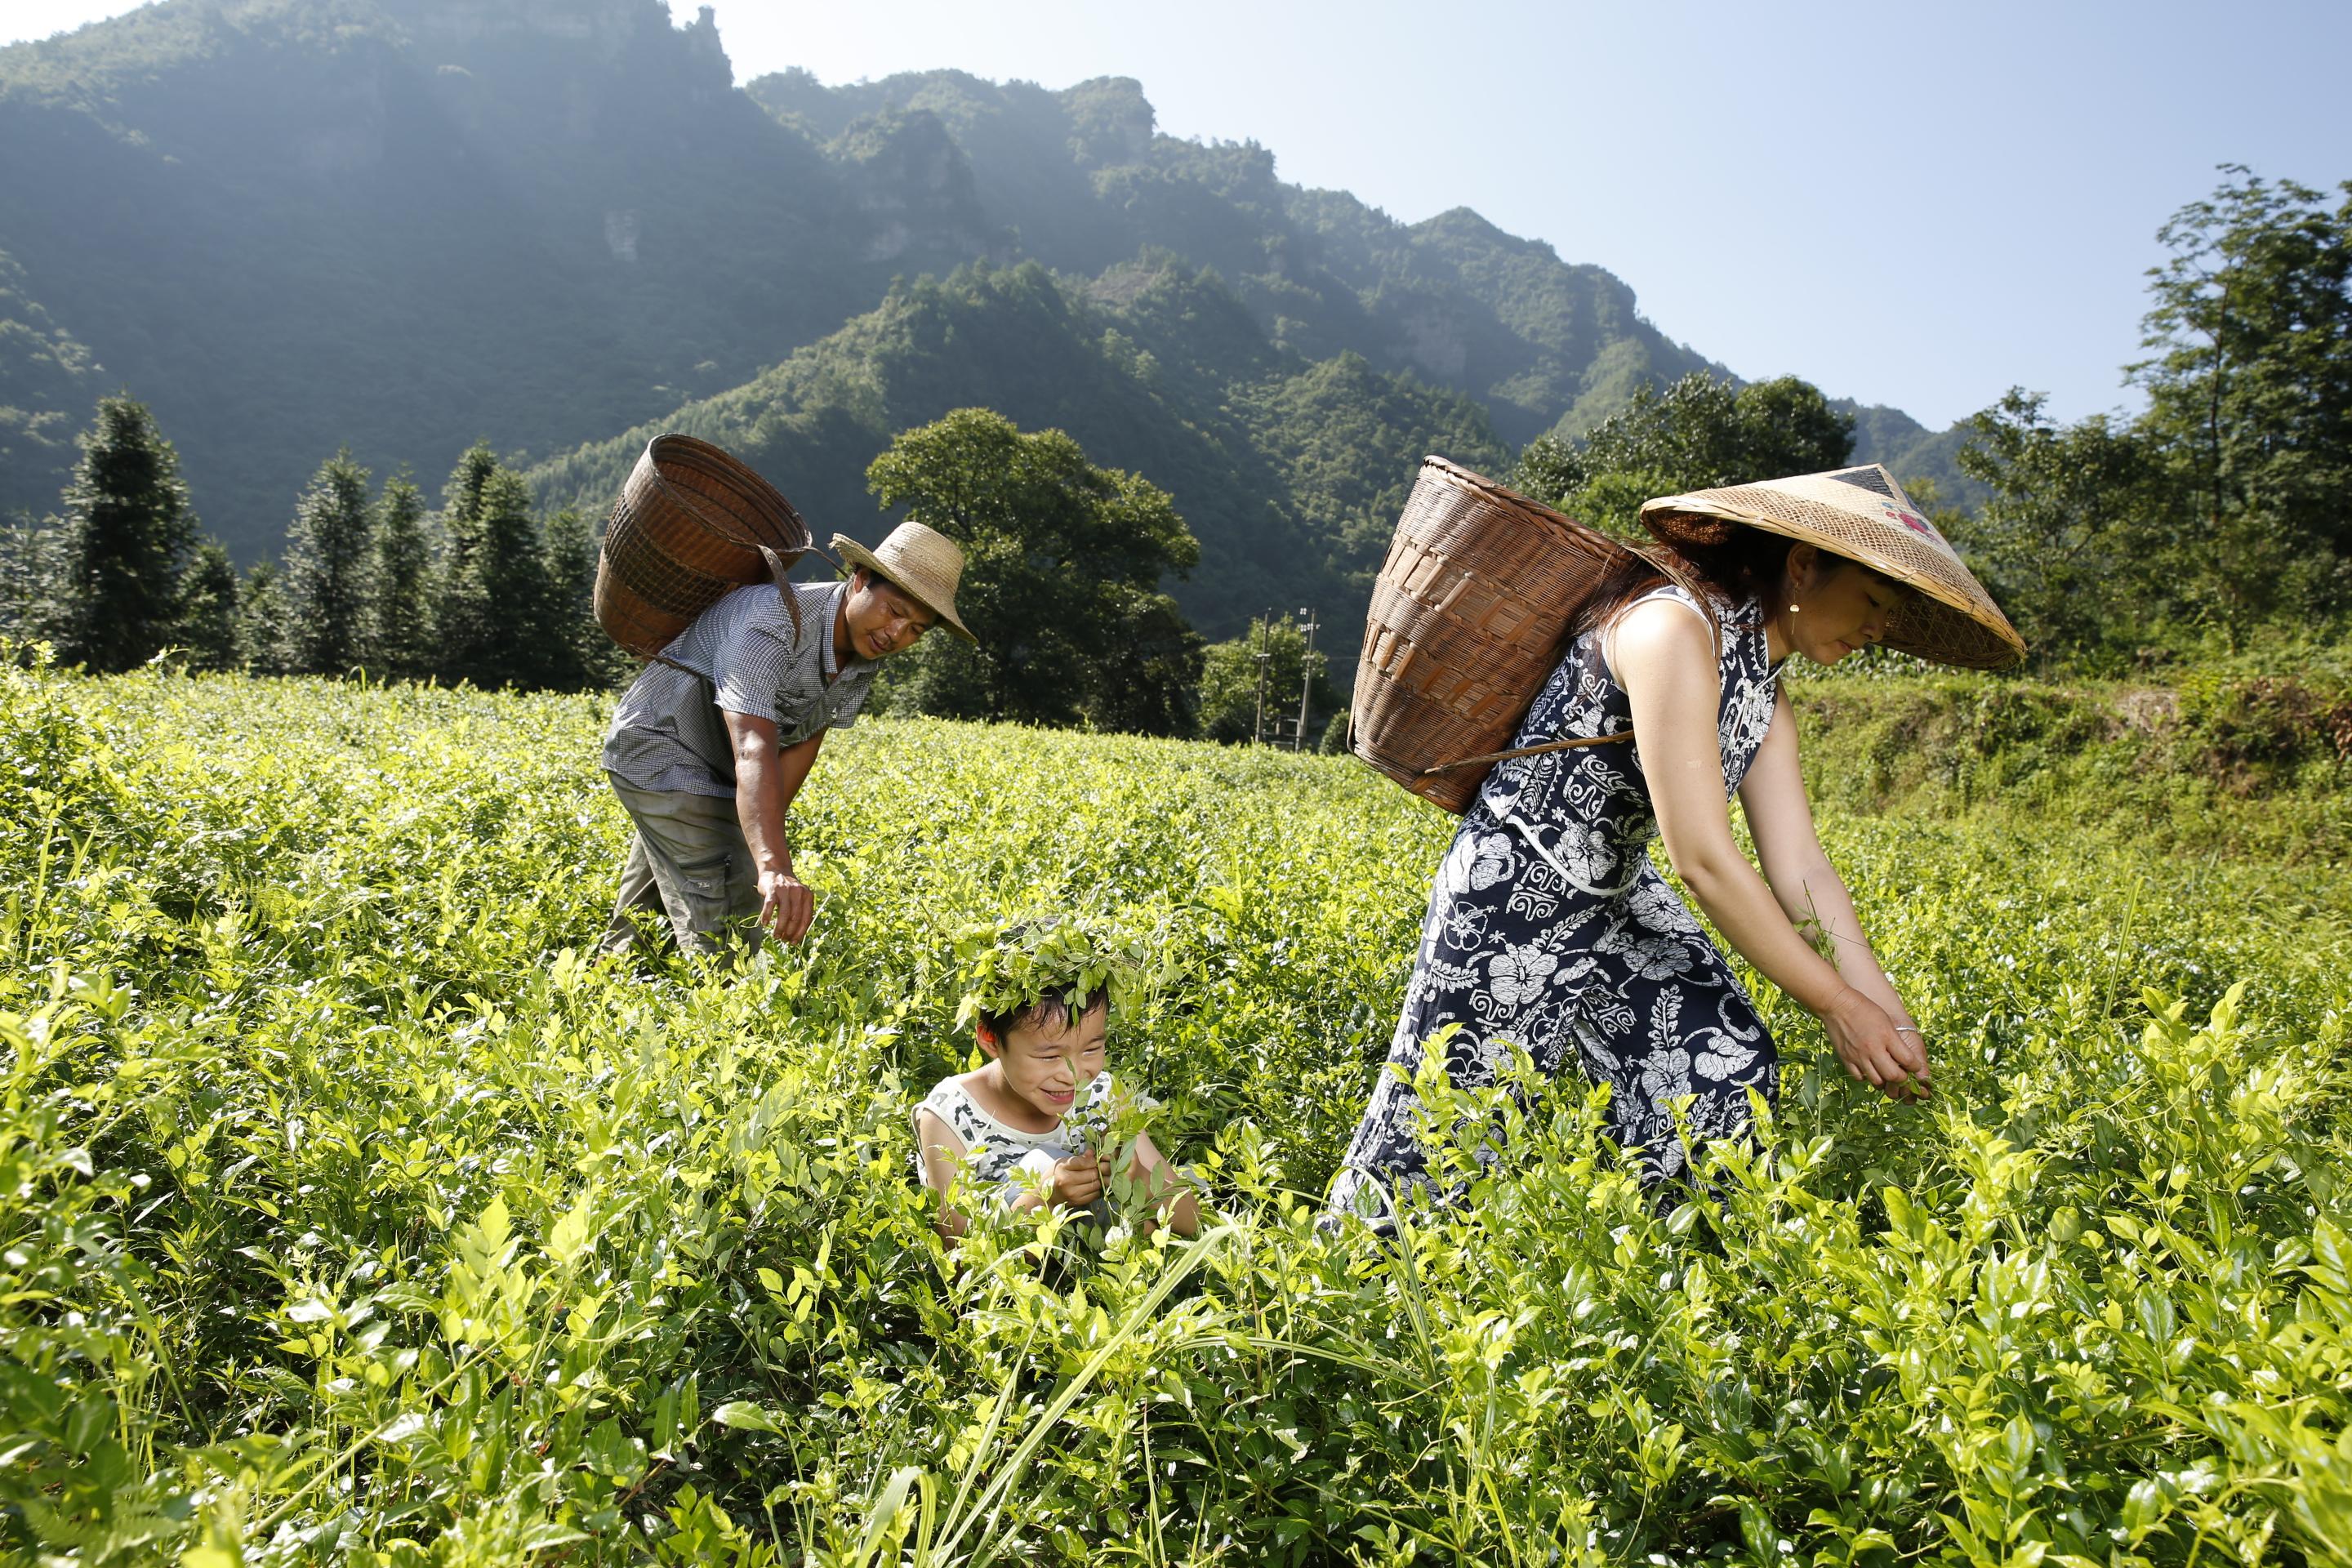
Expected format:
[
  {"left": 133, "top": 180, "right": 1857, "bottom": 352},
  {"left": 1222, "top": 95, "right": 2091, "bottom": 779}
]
[
  {"left": 381, "top": 0, "right": 662, "bottom": 63},
  {"left": 0, "top": 0, "right": 869, "bottom": 538},
  {"left": 0, "top": 0, "right": 1962, "bottom": 553}
]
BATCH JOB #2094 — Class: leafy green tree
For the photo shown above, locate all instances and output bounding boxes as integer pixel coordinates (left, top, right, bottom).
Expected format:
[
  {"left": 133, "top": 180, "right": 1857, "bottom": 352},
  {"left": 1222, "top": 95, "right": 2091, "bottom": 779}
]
[
  {"left": 2130, "top": 167, "right": 2352, "bottom": 621},
  {"left": 1318, "top": 708, "right": 1352, "bottom": 755},
  {"left": 368, "top": 473, "right": 436, "bottom": 679},
  {"left": 237, "top": 558, "right": 288, "bottom": 674},
  {"left": 1956, "top": 390, "right": 2182, "bottom": 665},
  {"left": 865, "top": 408, "right": 1202, "bottom": 733},
  {"left": 280, "top": 448, "right": 376, "bottom": 675},
  {"left": 176, "top": 541, "right": 241, "bottom": 672},
  {"left": 1082, "top": 590, "right": 1202, "bottom": 736},
  {"left": 1196, "top": 612, "right": 1338, "bottom": 745},
  {"left": 53, "top": 395, "right": 197, "bottom": 671},
  {"left": 433, "top": 443, "right": 556, "bottom": 689},
  {"left": 1514, "top": 372, "right": 1854, "bottom": 535}
]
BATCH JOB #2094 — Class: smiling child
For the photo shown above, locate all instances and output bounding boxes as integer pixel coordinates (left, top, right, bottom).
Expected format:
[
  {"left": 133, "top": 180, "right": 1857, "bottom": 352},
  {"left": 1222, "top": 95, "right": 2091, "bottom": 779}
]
[{"left": 911, "top": 933, "right": 1197, "bottom": 1244}]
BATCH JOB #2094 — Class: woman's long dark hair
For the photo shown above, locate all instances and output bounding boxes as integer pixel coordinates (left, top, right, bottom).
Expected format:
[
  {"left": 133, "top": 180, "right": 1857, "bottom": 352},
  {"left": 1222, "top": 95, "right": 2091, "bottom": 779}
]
[{"left": 1572, "top": 526, "right": 1800, "bottom": 641}]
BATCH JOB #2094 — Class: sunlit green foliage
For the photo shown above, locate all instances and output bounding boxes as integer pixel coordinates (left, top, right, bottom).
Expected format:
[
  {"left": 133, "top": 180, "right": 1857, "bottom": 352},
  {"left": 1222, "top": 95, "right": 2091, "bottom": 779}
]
[
  {"left": 1, "top": 652, "right": 2348, "bottom": 1563},
  {"left": 1514, "top": 372, "right": 1855, "bottom": 537},
  {"left": 865, "top": 408, "right": 1201, "bottom": 735},
  {"left": 1960, "top": 170, "right": 2352, "bottom": 662},
  {"left": 2133, "top": 168, "right": 2352, "bottom": 621},
  {"left": 1196, "top": 613, "right": 1339, "bottom": 746},
  {"left": 1788, "top": 657, "right": 2352, "bottom": 863},
  {"left": 1951, "top": 389, "right": 2194, "bottom": 667}
]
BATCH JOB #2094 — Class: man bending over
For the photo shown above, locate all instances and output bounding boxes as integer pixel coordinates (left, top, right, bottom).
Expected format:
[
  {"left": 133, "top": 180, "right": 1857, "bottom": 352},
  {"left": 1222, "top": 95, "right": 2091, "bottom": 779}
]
[{"left": 599, "top": 520, "right": 973, "bottom": 957}]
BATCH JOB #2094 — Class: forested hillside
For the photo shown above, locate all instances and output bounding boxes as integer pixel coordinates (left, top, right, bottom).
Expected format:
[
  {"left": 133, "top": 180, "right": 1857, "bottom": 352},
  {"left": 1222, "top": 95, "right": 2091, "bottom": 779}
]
[
  {"left": 0, "top": 0, "right": 884, "bottom": 540},
  {"left": 0, "top": 0, "right": 1953, "bottom": 564},
  {"left": 528, "top": 260, "right": 1504, "bottom": 641},
  {"left": 745, "top": 66, "right": 1725, "bottom": 448}
]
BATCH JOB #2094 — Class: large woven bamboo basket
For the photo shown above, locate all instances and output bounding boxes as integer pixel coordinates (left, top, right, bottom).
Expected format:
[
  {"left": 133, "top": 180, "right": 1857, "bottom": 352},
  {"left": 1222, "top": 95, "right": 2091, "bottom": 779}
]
[
  {"left": 594, "top": 434, "right": 811, "bottom": 659},
  {"left": 1351, "top": 457, "right": 1637, "bottom": 813}
]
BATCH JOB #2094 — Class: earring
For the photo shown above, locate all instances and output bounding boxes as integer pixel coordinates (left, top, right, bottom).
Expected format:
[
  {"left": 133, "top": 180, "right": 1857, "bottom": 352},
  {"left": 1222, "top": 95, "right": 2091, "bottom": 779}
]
[{"left": 1788, "top": 603, "right": 1801, "bottom": 614}]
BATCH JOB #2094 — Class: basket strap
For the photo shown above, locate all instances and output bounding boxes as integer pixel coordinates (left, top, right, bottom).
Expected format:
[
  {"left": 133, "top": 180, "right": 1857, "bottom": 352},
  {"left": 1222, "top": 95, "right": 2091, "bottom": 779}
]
[
  {"left": 1419, "top": 731, "right": 1633, "bottom": 777},
  {"left": 644, "top": 545, "right": 808, "bottom": 676},
  {"left": 755, "top": 544, "right": 805, "bottom": 645}
]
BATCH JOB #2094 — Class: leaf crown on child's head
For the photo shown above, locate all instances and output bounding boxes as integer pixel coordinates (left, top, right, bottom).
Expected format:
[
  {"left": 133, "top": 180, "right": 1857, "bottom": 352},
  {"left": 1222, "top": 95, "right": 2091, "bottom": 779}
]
[{"left": 951, "top": 915, "right": 1159, "bottom": 1033}]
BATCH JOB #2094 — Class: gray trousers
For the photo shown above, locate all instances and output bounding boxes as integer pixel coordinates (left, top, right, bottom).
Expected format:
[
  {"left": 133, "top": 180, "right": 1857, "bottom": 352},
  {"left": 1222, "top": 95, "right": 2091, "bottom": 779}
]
[{"left": 600, "top": 778, "right": 758, "bottom": 958}]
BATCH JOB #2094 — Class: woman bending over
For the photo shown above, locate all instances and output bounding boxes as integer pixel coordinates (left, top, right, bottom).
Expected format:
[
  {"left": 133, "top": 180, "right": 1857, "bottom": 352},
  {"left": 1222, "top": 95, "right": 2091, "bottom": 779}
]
[{"left": 1330, "top": 465, "right": 2023, "bottom": 1223}]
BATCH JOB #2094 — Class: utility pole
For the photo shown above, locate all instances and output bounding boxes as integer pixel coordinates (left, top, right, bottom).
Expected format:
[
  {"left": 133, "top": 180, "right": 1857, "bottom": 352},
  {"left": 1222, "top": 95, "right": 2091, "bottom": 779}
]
[
  {"left": 1294, "top": 605, "right": 1319, "bottom": 753},
  {"left": 1251, "top": 607, "right": 1272, "bottom": 745}
]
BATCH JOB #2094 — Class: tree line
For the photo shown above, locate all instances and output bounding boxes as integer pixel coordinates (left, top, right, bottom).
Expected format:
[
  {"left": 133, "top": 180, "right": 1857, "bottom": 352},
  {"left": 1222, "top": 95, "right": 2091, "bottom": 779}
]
[
  {"left": 1955, "top": 169, "right": 2351, "bottom": 666},
  {"left": 11, "top": 166, "right": 2339, "bottom": 724},
  {"left": 1515, "top": 167, "right": 2352, "bottom": 672},
  {"left": 0, "top": 402, "right": 621, "bottom": 692},
  {"left": 0, "top": 397, "right": 1322, "bottom": 742}
]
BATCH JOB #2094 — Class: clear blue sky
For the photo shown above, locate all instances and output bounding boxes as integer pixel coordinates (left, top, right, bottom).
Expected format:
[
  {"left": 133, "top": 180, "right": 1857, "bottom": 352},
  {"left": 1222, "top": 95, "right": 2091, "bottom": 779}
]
[{"left": 10, "top": 0, "right": 2348, "bottom": 430}]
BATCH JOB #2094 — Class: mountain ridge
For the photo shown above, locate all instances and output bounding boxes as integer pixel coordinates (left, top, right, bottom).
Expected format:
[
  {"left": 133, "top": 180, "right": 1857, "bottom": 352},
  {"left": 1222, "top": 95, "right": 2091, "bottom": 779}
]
[
  {"left": 0, "top": 0, "right": 1980, "bottom": 581},
  {"left": 525, "top": 258, "right": 1508, "bottom": 644}
]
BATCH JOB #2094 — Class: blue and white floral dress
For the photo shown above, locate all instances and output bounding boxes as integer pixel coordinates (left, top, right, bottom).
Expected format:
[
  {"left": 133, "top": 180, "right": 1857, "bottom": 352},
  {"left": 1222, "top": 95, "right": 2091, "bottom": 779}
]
[{"left": 1330, "top": 586, "right": 1783, "bottom": 1219}]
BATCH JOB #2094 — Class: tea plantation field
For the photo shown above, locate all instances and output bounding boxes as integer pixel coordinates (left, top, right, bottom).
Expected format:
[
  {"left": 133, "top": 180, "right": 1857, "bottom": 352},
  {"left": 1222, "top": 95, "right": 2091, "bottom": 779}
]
[{"left": 4, "top": 655, "right": 2350, "bottom": 1566}]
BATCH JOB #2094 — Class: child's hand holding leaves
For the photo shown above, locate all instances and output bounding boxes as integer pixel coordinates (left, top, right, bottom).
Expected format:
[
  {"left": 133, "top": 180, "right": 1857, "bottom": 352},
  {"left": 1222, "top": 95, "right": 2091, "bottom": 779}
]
[{"left": 1049, "top": 1152, "right": 1103, "bottom": 1208}]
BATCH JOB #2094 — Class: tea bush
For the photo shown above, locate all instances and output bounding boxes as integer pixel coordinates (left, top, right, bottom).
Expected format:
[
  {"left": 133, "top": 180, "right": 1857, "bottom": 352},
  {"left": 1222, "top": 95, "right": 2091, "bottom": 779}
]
[{"left": 2, "top": 651, "right": 2349, "bottom": 1566}]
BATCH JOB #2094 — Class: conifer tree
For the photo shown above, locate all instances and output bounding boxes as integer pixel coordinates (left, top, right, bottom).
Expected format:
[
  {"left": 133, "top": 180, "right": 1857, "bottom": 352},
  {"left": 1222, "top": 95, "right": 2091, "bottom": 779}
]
[
  {"left": 237, "top": 558, "right": 288, "bottom": 674},
  {"left": 541, "top": 503, "right": 621, "bottom": 691},
  {"left": 55, "top": 395, "right": 198, "bottom": 671},
  {"left": 441, "top": 441, "right": 498, "bottom": 534},
  {"left": 176, "top": 541, "right": 241, "bottom": 672},
  {"left": 369, "top": 473, "right": 435, "bottom": 679},
  {"left": 280, "top": 448, "right": 376, "bottom": 675},
  {"left": 433, "top": 443, "right": 554, "bottom": 688},
  {"left": 430, "top": 442, "right": 501, "bottom": 684}
]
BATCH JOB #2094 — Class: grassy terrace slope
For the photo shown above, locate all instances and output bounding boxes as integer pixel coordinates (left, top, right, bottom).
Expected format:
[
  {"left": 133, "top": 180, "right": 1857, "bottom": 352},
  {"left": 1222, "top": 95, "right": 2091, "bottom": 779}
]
[
  {"left": 1792, "top": 658, "right": 2352, "bottom": 865},
  {"left": 5, "top": 658, "right": 2351, "bottom": 1564}
]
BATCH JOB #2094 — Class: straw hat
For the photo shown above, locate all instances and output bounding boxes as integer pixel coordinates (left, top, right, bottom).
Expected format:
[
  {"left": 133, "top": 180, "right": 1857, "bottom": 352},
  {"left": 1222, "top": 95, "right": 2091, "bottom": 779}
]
[
  {"left": 1639, "top": 464, "right": 2025, "bottom": 669},
  {"left": 831, "top": 521, "right": 977, "bottom": 643}
]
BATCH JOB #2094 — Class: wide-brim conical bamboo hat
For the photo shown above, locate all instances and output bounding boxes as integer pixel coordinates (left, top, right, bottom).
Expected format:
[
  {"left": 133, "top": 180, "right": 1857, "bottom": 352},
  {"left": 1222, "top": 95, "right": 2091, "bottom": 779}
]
[
  {"left": 1640, "top": 464, "right": 2025, "bottom": 669},
  {"left": 831, "top": 520, "right": 977, "bottom": 643}
]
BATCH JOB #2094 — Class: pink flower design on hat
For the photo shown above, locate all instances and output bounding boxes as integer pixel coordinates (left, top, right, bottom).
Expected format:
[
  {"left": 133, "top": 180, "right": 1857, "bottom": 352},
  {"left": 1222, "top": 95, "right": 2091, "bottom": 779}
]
[{"left": 1881, "top": 500, "right": 1942, "bottom": 541}]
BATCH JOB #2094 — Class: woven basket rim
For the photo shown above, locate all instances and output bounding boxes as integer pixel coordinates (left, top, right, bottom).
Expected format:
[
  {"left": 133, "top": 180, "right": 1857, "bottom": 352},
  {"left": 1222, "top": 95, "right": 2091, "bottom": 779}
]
[
  {"left": 639, "top": 433, "right": 810, "bottom": 554},
  {"left": 1417, "top": 455, "right": 1589, "bottom": 544}
]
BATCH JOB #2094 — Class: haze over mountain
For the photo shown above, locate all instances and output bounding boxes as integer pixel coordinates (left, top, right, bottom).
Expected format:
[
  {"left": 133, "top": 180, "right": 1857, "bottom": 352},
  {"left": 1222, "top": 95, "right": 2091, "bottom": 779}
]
[{"left": 0, "top": 0, "right": 1974, "bottom": 640}]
